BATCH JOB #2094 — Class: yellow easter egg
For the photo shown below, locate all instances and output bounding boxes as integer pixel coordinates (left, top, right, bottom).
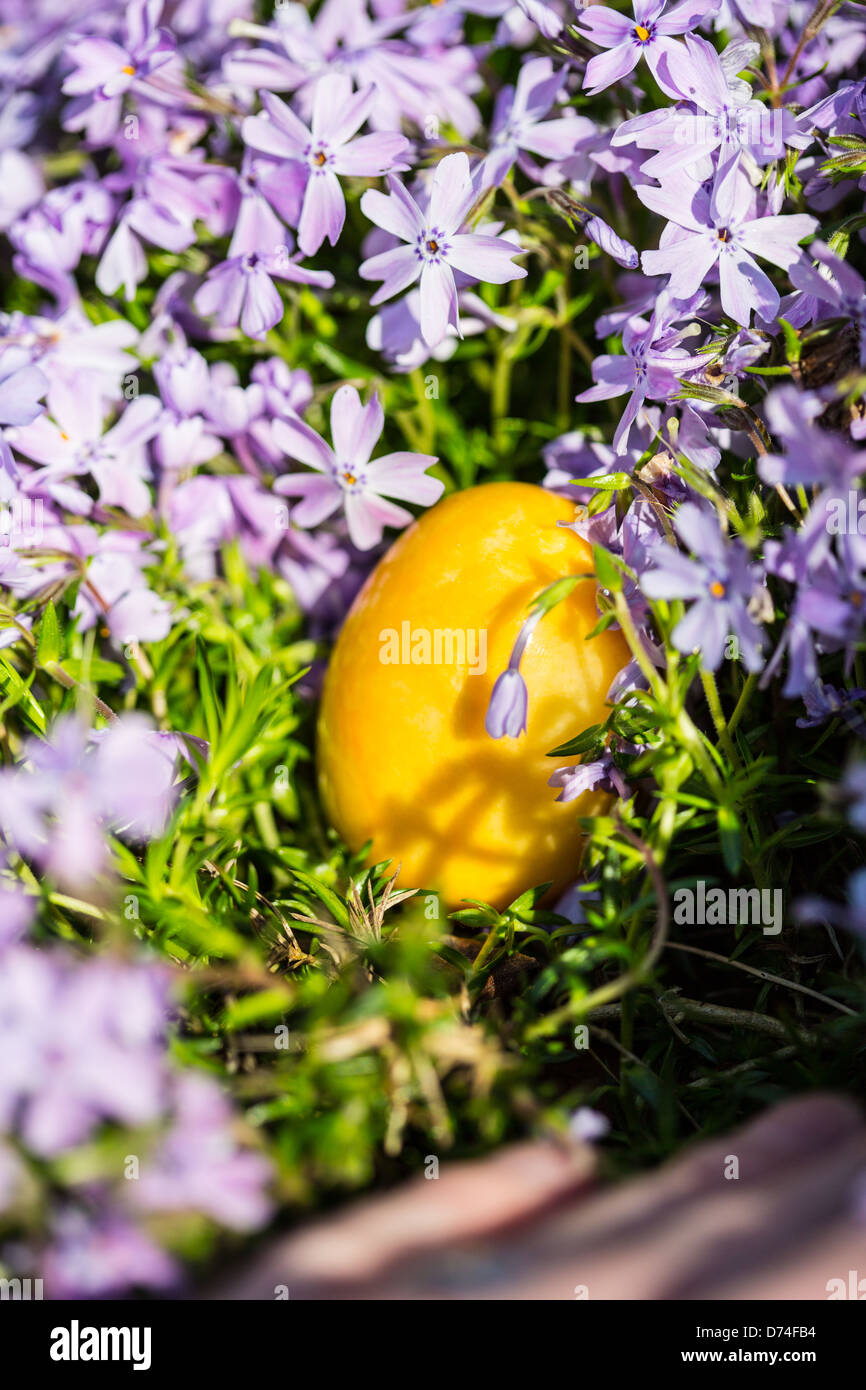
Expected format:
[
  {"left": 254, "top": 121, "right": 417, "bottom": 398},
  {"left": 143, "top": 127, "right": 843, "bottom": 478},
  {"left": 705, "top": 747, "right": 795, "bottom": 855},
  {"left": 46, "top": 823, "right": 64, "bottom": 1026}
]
[{"left": 317, "top": 481, "right": 629, "bottom": 908}]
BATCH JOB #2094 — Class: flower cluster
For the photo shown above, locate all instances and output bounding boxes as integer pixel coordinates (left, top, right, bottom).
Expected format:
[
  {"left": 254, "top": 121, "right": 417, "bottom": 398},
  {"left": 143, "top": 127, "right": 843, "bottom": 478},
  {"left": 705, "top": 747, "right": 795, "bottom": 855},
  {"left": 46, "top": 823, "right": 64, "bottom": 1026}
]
[{"left": 0, "top": 915, "right": 271, "bottom": 1297}]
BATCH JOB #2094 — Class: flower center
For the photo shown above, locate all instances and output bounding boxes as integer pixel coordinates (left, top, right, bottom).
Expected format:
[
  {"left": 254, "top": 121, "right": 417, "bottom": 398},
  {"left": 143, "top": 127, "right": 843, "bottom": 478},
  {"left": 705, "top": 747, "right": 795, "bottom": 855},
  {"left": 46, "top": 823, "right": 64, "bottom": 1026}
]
[
  {"left": 337, "top": 463, "right": 365, "bottom": 492},
  {"left": 634, "top": 24, "right": 651, "bottom": 41},
  {"left": 710, "top": 580, "right": 726, "bottom": 599},
  {"left": 417, "top": 227, "right": 448, "bottom": 264},
  {"left": 122, "top": 64, "right": 136, "bottom": 76},
  {"left": 717, "top": 227, "right": 731, "bottom": 243},
  {"left": 308, "top": 144, "right": 332, "bottom": 171}
]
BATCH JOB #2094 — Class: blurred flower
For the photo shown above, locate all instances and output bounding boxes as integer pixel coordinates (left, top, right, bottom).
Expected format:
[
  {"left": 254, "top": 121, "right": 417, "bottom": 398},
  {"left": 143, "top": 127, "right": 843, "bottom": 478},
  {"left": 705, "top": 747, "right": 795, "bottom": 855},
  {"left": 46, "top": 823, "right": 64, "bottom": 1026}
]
[
  {"left": 134, "top": 1073, "right": 273, "bottom": 1231},
  {"left": 42, "top": 1208, "right": 179, "bottom": 1300},
  {"left": 481, "top": 56, "right": 592, "bottom": 187},
  {"left": 569, "top": 1106, "right": 611, "bottom": 1142},
  {"left": 796, "top": 866, "right": 866, "bottom": 941},
  {"left": 0, "top": 713, "right": 182, "bottom": 891},
  {"left": 0, "top": 944, "right": 170, "bottom": 1156}
]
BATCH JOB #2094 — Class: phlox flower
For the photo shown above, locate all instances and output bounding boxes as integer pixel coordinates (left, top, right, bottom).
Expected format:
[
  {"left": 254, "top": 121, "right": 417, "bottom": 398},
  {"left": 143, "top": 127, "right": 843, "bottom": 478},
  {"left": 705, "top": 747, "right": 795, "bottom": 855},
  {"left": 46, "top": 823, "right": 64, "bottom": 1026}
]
[
  {"left": 193, "top": 248, "right": 334, "bottom": 341},
  {"left": 242, "top": 73, "right": 410, "bottom": 256},
  {"left": 0, "top": 348, "right": 47, "bottom": 427},
  {"left": 613, "top": 36, "right": 806, "bottom": 178},
  {"left": 578, "top": 0, "right": 723, "bottom": 99},
  {"left": 0, "top": 714, "right": 181, "bottom": 893},
  {"left": 788, "top": 242, "right": 866, "bottom": 367},
  {"left": 549, "top": 750, "right": 631, "bottom": 801},
  {"left": 640, "top": 501, "right": 765, "bottom": 670},
  {"left": 62, "top": 0, "right": 176, "bottom": 138},
  {"left": 274, "top": 384, "right": 443, "bottom": 550},
  {"left": 639, "top": 155, "right": 817, "bottom": 326},
  {"left": 7, "top": 376, "right": 161, "bottom": 518},
  {"left": 359, "top": 152, "right": 527, "bottom": 348},
  {"left": 576, "top": 292, "right": 700, "bottom": 455},
  {"left": 481, "top": 56, "right": 593, "bottom": 187}
]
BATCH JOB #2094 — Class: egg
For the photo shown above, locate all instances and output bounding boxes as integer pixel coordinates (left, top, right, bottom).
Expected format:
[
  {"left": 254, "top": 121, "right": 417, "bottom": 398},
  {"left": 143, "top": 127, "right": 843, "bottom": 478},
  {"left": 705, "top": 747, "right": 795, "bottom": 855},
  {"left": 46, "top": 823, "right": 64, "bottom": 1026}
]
[{"left": 317, "top": 481, "right": 629, "bottom": 908}]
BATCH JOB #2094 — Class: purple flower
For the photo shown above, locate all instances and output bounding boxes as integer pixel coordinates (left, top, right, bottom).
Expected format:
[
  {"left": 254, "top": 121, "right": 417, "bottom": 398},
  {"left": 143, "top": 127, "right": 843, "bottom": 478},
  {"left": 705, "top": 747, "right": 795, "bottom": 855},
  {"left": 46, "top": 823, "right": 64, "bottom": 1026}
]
[
  {"left": 367, "top": 285, "right": 517, "bottom": 371},
  {"left": 359, "top": 152, "right": 527, "bottom": 348},
  {"left": 760, "top": 386, "right": 864, "bottom": 493},
  {"left": 225, "top": 0, "right": 481, "bottom": 137},
  {"left": 485, "top": 605, "right": 544, "bottom": 739},
  {"left": 193, "top": 250, "right": 334, "bottom": 342},
  {"left": 133, "top": 1073, "right": 272, "bottom": 1232},
  {"left": 486, "top": 668, "right": 530, "bottom": 738},
  {"left": 274, "top": 384, "right": 443, "bottom": 550},
  {"left": 640, "top": 501, "right": 766, "bottom": 670},
  {"left": 0, "top": 944, "right": 171, "bottom": 1156},
  {"left": 8, "top": 378, "right": 161, "bottom": 518},
  {"left": 640, "top": 155, "right": 817, "bottom": 326},
  {"left": 482, "top": 56, "right": 593, "bottom": 187},
  {"left": 43, "top": 1209, "right": 179, "bottom": 1299},
  {"left": 581, "top": 212, "right": 640, "bottom": 270},
  {"left": 242, "top": 74, "right": 410, "bottom": 256},
  {"left": 788, "top": 242, "right": 866, "bottom": 368},
  {"left": 760, "top": 530, "right": 864, "bottom": 698},
  {"left": 614, "top": 35, "right": 805, "bottom": 176},
  {"left": 549, "top": 749, "right": 631, "bottom": 801},
  {"left": 69, "top": 532, "right": 173, "bottom": 647},
  {"left": 578, "top": 0, "right": 722, "bottom": 99},
  {"left": 0, "top": 714, "right": 181, "bottom": 891},
  {"left": 0, "top": 349, "right": 47, "bottom": 427},
  {"left": 63, "top": 1, "right": 175, "bottom": 99},
  {"left": 576, "top": 292, "right": 699, "bottom": 455},
  {"left": 796, "top": 867, "right": 866, "bottom": 942},
  {"left": 797, "top": 681, "right": 866, "bottom": 737}
]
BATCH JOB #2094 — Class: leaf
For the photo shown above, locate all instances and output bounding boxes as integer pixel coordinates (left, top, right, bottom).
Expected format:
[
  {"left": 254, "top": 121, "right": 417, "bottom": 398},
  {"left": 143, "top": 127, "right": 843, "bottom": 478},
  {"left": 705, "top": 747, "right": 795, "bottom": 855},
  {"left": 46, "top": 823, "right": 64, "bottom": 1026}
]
[
  {"left": 717, "top": 804, "right": 743, "bottom": 875},
  {"left": 530, "top": 575, "right": 581, "bottom": 615},
  {"left": 507, "top": 883, "right": 553, "bottom": 916},
  {"left": 290, "top": 869, "right": 350, "bottom": 929},
  {"left": 777, "top": 316, "right": 801, "bottom": 367},
  {"left": 592, "top": 544, "right": 622, "bottom": 593},
  {"left": 0, "top": 653, "right": 46, "bottom": 732},
  {"left": 433, "top": 944, "right": 473, "bottom": 975},
  {"left": 36, "top": 600, "right": 62, "bottom": 667},
  {"left": 548, "top": 724, "right": 603, "bottom": 758},
  {"left": 569, "top": 472, "right": 633, "bottom": 491},
  {"left": 195, "top": 639, "right": 222, "bottom": 748}
]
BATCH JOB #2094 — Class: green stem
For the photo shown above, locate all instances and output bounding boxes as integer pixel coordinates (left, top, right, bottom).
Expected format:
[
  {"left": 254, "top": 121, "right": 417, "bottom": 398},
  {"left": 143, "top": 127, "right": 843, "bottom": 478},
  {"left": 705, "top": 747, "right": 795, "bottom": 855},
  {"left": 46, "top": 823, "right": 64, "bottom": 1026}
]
[
  {"left": 613, "top": 592, "right": 666, "bottom": 701},
  {"left": 728, "top": 670, "right": 759, "bottom": 739},
  {"left": 700, "top": 668, "right": 742, "bottom": 771}
]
